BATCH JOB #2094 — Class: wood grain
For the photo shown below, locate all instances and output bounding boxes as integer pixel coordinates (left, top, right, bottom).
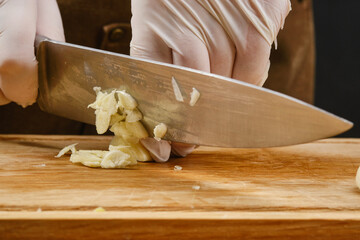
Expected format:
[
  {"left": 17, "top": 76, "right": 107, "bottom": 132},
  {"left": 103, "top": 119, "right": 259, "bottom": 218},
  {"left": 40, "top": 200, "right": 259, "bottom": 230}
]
[{"left": 1, "top": 135, "right": 360, "bottom": 239}]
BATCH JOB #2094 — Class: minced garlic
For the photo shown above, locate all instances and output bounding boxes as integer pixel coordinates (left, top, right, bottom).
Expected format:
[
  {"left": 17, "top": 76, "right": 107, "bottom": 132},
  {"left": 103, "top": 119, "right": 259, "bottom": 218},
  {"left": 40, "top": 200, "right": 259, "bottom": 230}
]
[{"left": 56, "top": 87, "right": 152, "bottom": 168}]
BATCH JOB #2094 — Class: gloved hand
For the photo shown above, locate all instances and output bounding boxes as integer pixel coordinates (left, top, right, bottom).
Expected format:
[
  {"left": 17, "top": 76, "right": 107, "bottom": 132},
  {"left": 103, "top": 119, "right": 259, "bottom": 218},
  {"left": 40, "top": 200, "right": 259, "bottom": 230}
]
[
  {"left": 0, "top": 0, "right": 64, "bottom": 107},
  {"left": 131, "top": 0, "right": 291, "bottom": 162}
]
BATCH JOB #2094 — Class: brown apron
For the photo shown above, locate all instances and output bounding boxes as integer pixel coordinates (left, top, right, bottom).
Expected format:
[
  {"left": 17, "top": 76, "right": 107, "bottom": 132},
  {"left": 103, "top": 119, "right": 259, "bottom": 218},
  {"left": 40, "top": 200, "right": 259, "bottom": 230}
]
[{"left": 0, "top": 0, "right": 315, "bottom": 134}]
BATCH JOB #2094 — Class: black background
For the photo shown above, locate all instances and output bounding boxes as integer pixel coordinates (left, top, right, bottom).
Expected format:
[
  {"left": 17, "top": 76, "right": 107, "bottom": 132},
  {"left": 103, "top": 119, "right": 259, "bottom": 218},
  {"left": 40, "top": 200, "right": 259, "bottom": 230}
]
[{"left": 313, "top": 1, "right": 360, "bottom": 137}]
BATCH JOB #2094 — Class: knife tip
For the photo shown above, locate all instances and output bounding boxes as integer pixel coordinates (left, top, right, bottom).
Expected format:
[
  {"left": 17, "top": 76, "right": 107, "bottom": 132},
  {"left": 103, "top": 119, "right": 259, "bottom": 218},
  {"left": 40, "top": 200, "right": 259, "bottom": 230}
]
[{"left": 327, "top": 113, "right": 353, "bottom": 137}]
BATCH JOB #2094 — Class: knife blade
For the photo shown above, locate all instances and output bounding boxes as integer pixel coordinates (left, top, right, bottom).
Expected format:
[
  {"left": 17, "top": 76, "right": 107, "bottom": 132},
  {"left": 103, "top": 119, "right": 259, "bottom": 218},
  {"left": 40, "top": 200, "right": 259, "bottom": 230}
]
[{"left": 36, "top": 38, "right": 353, "bottom": 148}]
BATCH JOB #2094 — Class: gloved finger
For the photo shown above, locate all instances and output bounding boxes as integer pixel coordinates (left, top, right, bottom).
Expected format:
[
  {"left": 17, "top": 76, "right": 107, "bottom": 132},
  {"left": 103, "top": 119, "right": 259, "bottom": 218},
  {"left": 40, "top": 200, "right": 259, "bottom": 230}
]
[
  {"left": 185, "top": 0, "right": 235, "bottom": 77},
  {"left": 140, "top": 138, "right": 172, "bottom": 163},
  {"left": 130, "top": 31, "right": 172, "bottom": 64},
  {"left": 171, "top": 142, "right": 197, "bottom": 157},
  {"left": 0, "top": 89, "right": 10, "bottom": 105},
  {"left": 231, "top": 29, "right": 271, "bottom": 86},
  {"left": 130, "top": 0, "right": 172, "bottom": 63},
  {"left": 210, "top": 0, "right": 291, "bottom": 85},
  {"left": 256, "top": 0, "right": 293, "bottom": 45},
  {"left": 36, "top": 0, "right": 65, "bottom": 41},
  {"left": 131, "top": 0, "right": 235, "bottom": 77},
  {"left": 158, "top": 0, "right": 233, "bottom": 75},
  {"left": 171, "top": 34, "right": 210, "bottom": 72},
  {"left": 0, "top": 0, "right": 38, "bottom": 107}
]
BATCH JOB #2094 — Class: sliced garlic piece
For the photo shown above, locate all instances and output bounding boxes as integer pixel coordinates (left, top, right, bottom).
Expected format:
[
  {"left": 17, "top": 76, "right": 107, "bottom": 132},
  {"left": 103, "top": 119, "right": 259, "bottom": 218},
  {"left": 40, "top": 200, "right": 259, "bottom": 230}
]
[
  {"left": 171, "top": 77, "right": 184, "bottom": 102},
  {"left": 89, "top": 89, "right": 117, "bottom": 113},
  {"left": 125, "top": 108, "right": 143, "bottom": 122},
  {"left": 117, "top": 90, "right": 138, "bottom": 110},
  {"left": 125, "top": 121, "right": 149, "bottom": 139},
  {"left": 123, "top": 135, "right": 141, "bottom": 144},
  {"left": 189, "top": 87, "right": 200, "bottom": 106},
  {"left": 100, "top": 150, "right": 135, "bottom": 168},
  {"left": 95, "top": 109, "right": 111, "bottom": 134},
  {"left": 55, "top": 143, "right": 78, "bottom": 158},
  {"left": 128, "top": 141, "right": 152, "bottom": 162},
  {"left": 110, "top": 121, "right": 147, "bottom": 143},
  {"left": 93, "top": 86, "right": 101, "bottom": 94},
  {"left": 110, "top": 121, "right": 131, "bottom": 137},
  {"left": 87, "top": 91, "right": 104, "bottom": 109},
  {"left": 70, "top": 150, "right": 108, "bottom": 168},
  {"left": 88, "top": 88, "right": 118, "bottom": 134},
  {"left": 153, "top": 123, "right": 167, "bottom": 141},
  {"left": 110, "top": 136, "right": 152, "bottom": 162},
  {"left": 110, "top": 113, "right": 126, "bottom": 126}
]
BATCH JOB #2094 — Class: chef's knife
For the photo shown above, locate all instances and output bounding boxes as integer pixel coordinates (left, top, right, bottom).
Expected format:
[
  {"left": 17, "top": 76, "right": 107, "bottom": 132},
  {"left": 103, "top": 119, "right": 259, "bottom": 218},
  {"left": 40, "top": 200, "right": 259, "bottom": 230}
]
[{"left": 36, "top": 37, "right": 353, "bottom": 148}]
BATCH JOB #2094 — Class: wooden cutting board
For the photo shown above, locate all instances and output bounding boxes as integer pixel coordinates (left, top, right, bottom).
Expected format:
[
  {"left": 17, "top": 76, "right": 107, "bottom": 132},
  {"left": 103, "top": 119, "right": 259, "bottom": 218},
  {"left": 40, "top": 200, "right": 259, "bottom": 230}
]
[{"left": 0, "top": 135, "right": 360, "bottom": 239}]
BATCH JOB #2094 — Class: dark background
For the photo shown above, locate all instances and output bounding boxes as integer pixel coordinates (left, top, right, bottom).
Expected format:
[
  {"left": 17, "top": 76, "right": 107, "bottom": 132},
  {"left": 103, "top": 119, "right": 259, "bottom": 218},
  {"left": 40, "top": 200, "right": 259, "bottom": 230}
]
[{"left": 313, "top": 1, "right": 360, "bottom": 137}]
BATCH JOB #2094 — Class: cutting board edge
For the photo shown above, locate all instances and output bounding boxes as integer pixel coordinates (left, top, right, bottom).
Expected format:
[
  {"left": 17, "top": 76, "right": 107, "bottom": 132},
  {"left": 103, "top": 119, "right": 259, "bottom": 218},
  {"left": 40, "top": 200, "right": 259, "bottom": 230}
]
[{"left": 1, "top": 211, "right": 360, "bottom": 220}]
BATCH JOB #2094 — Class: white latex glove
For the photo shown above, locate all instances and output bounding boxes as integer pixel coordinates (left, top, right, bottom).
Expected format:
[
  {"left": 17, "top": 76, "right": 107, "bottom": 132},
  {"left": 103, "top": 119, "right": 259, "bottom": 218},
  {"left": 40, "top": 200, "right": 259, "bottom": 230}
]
[
  {"left": 131, "top": 0, "right": 291, "bottom": 162},
  {"left": 0, "top": 0, "right": 64, "bottom": 107}
]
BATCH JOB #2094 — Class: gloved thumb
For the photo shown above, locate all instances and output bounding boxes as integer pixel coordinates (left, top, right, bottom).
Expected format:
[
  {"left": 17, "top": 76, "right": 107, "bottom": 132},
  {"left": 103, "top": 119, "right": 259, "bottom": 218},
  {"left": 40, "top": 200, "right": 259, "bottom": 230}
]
[
  {"left": 0, "top": 0, "right": 38, "bottom": 107},
  {"left": 36, "top": 0, "right": 65, "bottom": 42},
  {"left": 0, "top": 0, "right": 64, "bottom": 107}
]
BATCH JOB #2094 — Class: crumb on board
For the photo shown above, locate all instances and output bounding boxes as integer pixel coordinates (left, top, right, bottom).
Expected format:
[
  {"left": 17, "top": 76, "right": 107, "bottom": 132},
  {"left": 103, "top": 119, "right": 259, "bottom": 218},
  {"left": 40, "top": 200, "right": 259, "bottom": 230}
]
[
  {"left": 93, "top": 207, "right": 106, "bottom": 212},
  {"left": 192, "top": 185, "right": 200, "bottom": 190},
  {"left": 174, "top": 165, "right": 182, "bottom": 171},
  {"left": 34, "top": 164, "right": 46, "bottom": 167}
]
